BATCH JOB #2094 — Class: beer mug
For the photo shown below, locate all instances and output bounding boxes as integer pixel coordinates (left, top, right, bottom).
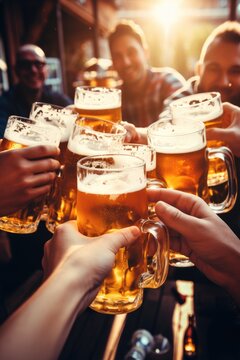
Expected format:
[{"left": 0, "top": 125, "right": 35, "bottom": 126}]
[
  {"left": 77, "top": 154, "right": 169, "bottom": 314},
  {"left": 169, "top": 92, "right": 229, "bottom": 204},
  {"left": 46, "top": 118, "right": 126, "bottom": 233},
  {"left": 116, "top": 143, "right": 166, "bottom": 216},
  {"left": 30, "top": 102, "right": 77, "bottom": 164},
  {"left": 117, "top": 143, "right": 157, "bottom": 179},
  {"left": 0, "top": 116, "right": 61, "bottom": 234},
  {"left": 148, "top": 120, "right": 237, "bottom": 267},
  {"left": 74, "top": 86, "right": 122, "bottom": 123}
]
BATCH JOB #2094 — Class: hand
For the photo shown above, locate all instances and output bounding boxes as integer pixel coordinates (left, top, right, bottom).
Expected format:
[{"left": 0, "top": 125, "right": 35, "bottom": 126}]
[
  {"left": 207, "top": 102, "right": 240, "bottom": 157},
  {"left": 121, "top": 121, "right": 147, "bottom": 144},
  {"left": 0, "top": 145, "right": 60, "bottom": 216},
  {"left": 42, "top": 221, "right": 141, "bottom": 308},
  {"left": 147, "top": 188, "right": 240, "bottom": 293}
]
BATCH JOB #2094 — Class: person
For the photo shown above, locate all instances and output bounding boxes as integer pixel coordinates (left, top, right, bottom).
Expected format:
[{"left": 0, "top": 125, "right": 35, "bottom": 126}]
[
  {"left": 0, "top": 145, "right": 60, "bottom": 216},
  {"left": 149, "top": 187, "right": 240, "bottom": 360},
  {"left": 165, "top": 20, "right": 240, "bottom": 106},
  {"left": 108, "top": 19, "right": 186, "bottom": 127},
  {"left": 147, "top": 187, "right": 240, "bottom": 306},
  {"left": 0, "top": 221, "right": 140, "bottom": 359},
  {"left": 0, "top": 44, "right": 72, "bottom": 137},
  {"left": 207, "top": 102, "right": 240, "bottom": 157}
]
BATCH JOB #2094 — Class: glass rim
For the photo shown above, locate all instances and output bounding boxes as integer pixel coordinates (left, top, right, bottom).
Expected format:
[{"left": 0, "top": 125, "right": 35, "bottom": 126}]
[
  {"left": 31, "top": 101, "right": 64, "bottom": 110},
  {"left": 74, "top": 117, "right": 127, "bottom": 137},
  {"left": 147, "top": 119, "right": 205, "bottom": 138},
  {"left": 75, "top": 85, "right": 121, "bottom": 94},
  {"left": 170, "top": 91, "right": 221, "bottom": 109},
  {"left": 77, "top": 153, "right": 145, "bottom": 172}
]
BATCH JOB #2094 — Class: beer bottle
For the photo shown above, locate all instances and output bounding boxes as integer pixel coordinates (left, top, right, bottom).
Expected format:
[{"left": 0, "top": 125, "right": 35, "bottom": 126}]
[{"left": 183, "top": 314, "right": 198, "bottom": 360}]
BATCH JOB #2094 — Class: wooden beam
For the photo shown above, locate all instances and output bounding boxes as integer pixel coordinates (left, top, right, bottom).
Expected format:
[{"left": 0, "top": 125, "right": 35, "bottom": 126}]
[{"left": 24, "top": 0, "right": 56, "bottom": 44}]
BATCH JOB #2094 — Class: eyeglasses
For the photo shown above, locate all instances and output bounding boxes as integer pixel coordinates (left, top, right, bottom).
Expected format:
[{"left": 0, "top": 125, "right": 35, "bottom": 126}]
[{"left": 17, "top": 60, "right": 46, "bottom": 70}]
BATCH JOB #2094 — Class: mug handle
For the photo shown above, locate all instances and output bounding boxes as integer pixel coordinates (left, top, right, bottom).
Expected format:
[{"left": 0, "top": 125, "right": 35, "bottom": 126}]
[
  {"left": 136, "top": 218, "right": 169, "bottom": 289},
  {"left": 147, "top": 178, "right": 167, "bottom": 216},
  {"left": 208, "top": 146, "right": 238, "bottom": 214}
]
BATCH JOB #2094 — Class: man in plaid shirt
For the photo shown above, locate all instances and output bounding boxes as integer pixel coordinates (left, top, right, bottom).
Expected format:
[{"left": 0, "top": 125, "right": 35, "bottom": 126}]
[{"left": 108, "top": 20, "right": 186, "bottom": 127}]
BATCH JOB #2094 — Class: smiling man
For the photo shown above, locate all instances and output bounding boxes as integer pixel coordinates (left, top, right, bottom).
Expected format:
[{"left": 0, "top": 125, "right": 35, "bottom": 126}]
[
  {"left": 108, "top": 20, "right": 186, "bottom": 127},
  {"left": 0, "top": 44, "right": 72, "bottom": 137},
  {"left": 165, "top": 21, "right": 240, "bottom": 107}
]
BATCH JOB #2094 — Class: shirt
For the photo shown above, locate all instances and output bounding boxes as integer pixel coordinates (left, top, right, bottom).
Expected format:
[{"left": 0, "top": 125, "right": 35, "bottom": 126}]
[
  {"left": 0, "top": 84, "right": 72, "bottom": 137},
  {"left": 121, "top": 67, "right": 186, "bottom": 127}
]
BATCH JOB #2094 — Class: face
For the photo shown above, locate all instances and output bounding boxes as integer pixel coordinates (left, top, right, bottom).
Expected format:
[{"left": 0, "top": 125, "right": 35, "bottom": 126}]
[
  {"left": 197, "top": 39, "right": 240, "bottom": 104},
  {"left": 16, "top": 50, "right": 48, "bottom": 90},
  {"left": 110, "top": 34, "right": 148, "bottom": 86}
]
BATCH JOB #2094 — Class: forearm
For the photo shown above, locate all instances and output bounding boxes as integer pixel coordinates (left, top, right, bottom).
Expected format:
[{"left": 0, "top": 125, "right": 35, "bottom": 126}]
[{"left": 0, "top": 266, "right": 86, "bottom": 360}]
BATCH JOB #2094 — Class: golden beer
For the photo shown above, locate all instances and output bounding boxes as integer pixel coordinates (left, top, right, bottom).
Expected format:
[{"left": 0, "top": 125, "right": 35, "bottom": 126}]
[
  {"left": 0, "top": 116, "right": 60, "bottom": 234},
  {"left": 148, "top": 120, "right": 237, "bottom": 267},
  {"left": 156, "top": 147, "right": 209, "bottom": 201},
  {"left": 170, "top": 92, "right": 228, "bottom": 202},
  {"left": 46, "top": 119, "right": 127, "bottom": 233},
  {"left": 77, "top": 154, "right": 169, "bottom": 314},
  {"left": 74, "top": 86, "right": 122, "bottom": 123}
]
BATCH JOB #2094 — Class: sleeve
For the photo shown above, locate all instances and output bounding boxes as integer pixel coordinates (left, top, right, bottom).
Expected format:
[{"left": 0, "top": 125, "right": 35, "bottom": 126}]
[{"left": 0, "top": 95, "right": 13, "bottom": 138}]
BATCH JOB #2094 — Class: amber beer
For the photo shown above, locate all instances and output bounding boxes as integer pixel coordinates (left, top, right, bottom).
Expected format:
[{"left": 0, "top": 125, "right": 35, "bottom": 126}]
[
  {"left": 148, "top": 121, "right": 208, "bottom": 267},
  {"left": 46, "top": 118, "right": 127, "bottom": 233},
  {"left": 148, "top": 120, "right": 237, "bottom": 267},
  {"left": 77, "top": 154, "right": 169, "bottom": 314},
  {"left": 74, "top": 86, "right": 122, "bottom": 123},
  {"left": 0, "top": 116, "right": 61, "bottom": 234},
  {"left": 170, "top": 92, "right": 227, "bottom": 203}
]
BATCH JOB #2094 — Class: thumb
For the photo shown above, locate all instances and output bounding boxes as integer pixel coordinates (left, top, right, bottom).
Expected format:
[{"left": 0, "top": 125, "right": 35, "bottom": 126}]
[
  {"left": 101, "top": 226, "right": 141, "bottom": 254},
  {"left": 155, "top": 201, "right": 199, "bottom": 237}
]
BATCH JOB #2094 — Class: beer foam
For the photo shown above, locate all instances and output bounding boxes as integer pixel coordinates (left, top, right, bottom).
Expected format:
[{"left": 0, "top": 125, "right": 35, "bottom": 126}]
[
  {"left": 4, "top": 123, "right": 60, "bottom": 146},
  {"left": 148, "top": 122, "right": 206, "bottom": 154},
  {"left": 118, "top": 145, "right": 156, "bottom": 172},
  {"left": 30, "top": 105, "right": 77, "bottom": 142},
  {"left": 74, "top": 87, "right": 121, "bottom": 109},
  {"left": 77, "top": 171, "right": 146, "bottom": 195},
  {"left": 67, "top": 134, "right": 123, "bottom": 156},
  {"left": 171, "top": 92, "right": 223, "bottom": 122}
]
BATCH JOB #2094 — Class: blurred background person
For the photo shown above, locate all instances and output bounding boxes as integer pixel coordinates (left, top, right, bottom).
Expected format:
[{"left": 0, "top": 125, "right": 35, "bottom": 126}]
[
  {"left": 165, "top": 21, "right": 240, "bottom": 107},
  {"left": 108, "top": 19, "right": 186, "bottom": 127},
  {"left": 0, "top": 44, "right": 72, "bottom": 137}
]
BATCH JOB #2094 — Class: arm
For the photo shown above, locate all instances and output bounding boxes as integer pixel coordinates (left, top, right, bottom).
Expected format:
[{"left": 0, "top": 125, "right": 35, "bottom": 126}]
[
  {"left": 121, "top": 121, "right": 148, "bottom": 144},
  {"left": 207, "top": 102, "right": 240, "bottom": 157},
  {"left": 148, "top": 188, "right": 240, "bottom": 305},
  {"left": 0, "top": 222, "right": 140, "bottom": 360},
  {"left": 0, "top": 145, "right": 60, "bottom": 216}
]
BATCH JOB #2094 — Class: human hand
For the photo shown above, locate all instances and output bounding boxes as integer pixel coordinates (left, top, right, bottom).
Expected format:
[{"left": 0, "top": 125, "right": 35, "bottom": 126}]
[
  {"left": 0, "top": 145, "right": 60, "bottom": 216},
  {"left": 121, "top": 121, "right": 147, "bottom": 144},
  {"left": 147, "top": 188, "right": 240, "bottom": 290},
  {"left": 42, "top": 221, "right": 141, "bottom": 309},
  {"left": 207, "top": 102, "right": 240, "bottom": 157}
]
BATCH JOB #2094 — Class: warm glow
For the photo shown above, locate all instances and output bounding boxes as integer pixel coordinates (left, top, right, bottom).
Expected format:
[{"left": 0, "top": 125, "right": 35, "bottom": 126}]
[{"left": 152, "top": 1, "right": 182, "bottom": 32}]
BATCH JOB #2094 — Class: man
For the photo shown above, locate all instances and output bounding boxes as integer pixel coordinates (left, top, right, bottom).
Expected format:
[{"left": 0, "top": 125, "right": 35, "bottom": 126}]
[
  {"left": 0, "top": 44, "right": 72, "bottom": 137},
  {"left": 108, "top": 20, "right": 186, "bottom": 127},
  {"left": 164, "top": 21, "right": 240, "bottom": 360},
  {"left": 165, "top": 21, "right": 240, "bottom": 106}
]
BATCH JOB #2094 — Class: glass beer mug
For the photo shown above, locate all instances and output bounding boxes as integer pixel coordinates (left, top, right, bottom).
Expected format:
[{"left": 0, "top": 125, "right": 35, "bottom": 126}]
[
  {"left": 148, "top": 120, "right": 237, "bottom": 267},
  {"left": 0, "top": 116, "right": 61, "bottom": 234},
  {"left": 77, "top": 154, "right": 169, "bottom": 314},
  {"left": 74, "top": 86, "right": 122, "bottom": 123},
  {"left": 169, "top": 92, "right": 230, "bottom": 204},
  {"left": 30, "top": 102, "right": 77, "bottom": 164},
  {"left": 46, "top": 118, "right": 126, "bottom": 233}
]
